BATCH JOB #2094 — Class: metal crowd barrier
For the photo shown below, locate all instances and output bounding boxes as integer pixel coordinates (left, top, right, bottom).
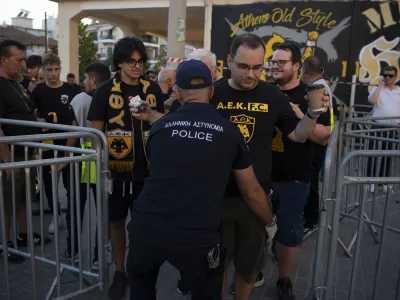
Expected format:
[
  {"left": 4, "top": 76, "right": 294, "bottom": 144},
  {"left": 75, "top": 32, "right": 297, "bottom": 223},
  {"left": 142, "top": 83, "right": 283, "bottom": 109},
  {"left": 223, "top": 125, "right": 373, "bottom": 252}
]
[
  {"left": 0, "top": 119, "right": 110, "bottom": 300},
  {"left": 308, "top": 115, "right": 400, "bottom": 300}
]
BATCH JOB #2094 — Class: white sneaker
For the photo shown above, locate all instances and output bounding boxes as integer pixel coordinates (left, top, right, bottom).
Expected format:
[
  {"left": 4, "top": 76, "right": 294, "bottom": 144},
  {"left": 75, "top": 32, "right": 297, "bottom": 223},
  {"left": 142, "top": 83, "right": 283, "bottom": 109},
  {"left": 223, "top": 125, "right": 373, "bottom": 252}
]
[
  {"left": 370, "top": 184, "right": 375, "bottom": 193},
  {"left": 48, "top": 215, "right": 66, "bottom": 234}
]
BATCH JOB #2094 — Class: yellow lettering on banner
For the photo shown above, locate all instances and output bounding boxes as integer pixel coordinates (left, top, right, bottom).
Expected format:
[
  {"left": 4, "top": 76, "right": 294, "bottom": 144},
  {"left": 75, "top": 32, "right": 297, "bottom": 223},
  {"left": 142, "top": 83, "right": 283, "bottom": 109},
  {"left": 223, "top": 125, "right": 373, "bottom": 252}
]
[
  {"left": 146, "top": 94, "right": 157, "bottom": 108},
  {"left": 296, "top": 8, "right": 336, "bottom": 30},
  {"left": 109, "top": 94, "right": 124, "bottom": 109},
  {"left": 362, "top": 2, "right": 397, "bottom": 34},
  {"left": 248, "top": 103, "right": 268, "bottom": 112},
  {"left": 109, "top": 111, "right": 125, "bottom": 127},
  {"left": 271, "top": 127, "right": 284, "bottom": 153}
]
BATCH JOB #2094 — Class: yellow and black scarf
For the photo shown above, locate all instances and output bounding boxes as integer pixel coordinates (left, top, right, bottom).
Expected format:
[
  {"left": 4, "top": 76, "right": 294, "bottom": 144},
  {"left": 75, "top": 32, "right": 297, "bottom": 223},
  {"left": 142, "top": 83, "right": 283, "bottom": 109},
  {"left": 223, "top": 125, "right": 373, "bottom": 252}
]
[{"left": 106, "top": 72, "right": 152, "bottom": 176}]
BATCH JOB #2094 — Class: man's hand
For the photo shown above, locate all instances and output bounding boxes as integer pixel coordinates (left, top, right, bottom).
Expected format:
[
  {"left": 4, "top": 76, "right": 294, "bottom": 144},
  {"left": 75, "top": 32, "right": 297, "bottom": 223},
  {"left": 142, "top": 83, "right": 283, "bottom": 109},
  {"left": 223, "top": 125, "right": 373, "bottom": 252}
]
[
  {"left": 265, "top": 221, "right": 277, "bottom": 243},
  {"left": 305, "top": 90, "right": 330, "bottom": 118},
  {"left": 129, "top": 97, "right": 152, "bottom": 121},
  {"left": 289, "top": 102, "right": 304, "bottom": 119},
  {"left": 378, "top": 76, "right": 385, "bottom": 87}
]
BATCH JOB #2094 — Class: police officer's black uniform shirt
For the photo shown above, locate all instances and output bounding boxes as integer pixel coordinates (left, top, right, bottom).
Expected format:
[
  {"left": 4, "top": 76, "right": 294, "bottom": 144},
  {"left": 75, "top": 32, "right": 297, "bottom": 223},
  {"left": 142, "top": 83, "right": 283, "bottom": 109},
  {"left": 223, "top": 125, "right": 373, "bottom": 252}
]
[
  {"left": 0, "top": 77, "right": 39, "bottom": 154},
  {"left": 212, "top": 79, "right": 299, "bottom": 195},
  {"left": 129, "top": 102, "right": 252, "bottom": 250},
  {"left": 31, "top": 82, "right": 78, "bottom": 146},
  {"left": 271, "top": 83, "right": 330, "bottom": 183}
]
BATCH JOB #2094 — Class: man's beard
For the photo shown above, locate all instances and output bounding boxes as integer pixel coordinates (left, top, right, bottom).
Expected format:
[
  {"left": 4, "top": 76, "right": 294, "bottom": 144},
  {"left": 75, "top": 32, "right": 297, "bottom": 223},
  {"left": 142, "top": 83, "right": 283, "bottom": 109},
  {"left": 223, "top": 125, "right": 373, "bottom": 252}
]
[
  {"left": 12, "top": 72, "right": 24, "bottom": 83},
  {"left": 274, "top": 69, "right": 295, "bottom": 86}
]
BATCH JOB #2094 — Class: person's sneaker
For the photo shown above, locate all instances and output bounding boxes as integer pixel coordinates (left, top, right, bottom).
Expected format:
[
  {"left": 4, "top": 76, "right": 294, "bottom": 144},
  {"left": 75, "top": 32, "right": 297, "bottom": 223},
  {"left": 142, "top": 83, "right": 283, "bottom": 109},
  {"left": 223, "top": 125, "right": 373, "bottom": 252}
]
[
  {"left": 48, "top": 215, "right": 66, "bottom": 234},
  {"left": 229, "top": 272, "right": 264, "bottom": 295},
  {"left": 0, "top": 241, "right": 25, "bottom": 264},
  {"left": 108, "top": 270, "right": 128, "bottom": 300},
  {"left": 92, "top": 258, "right": 99, "bottom": 271},
  {"left": 17, "top": 233, "right": 52, "bottom": 247},
  {"left": 253, "top": 272, "right": 265, "bottom": 287},
  {"left": 177, "top": 277, "right": 191, "bottom": 295},
  {"left": 383, "top": 185, "right": 388, "bottom": 194},
  {"left": 277, "top": 277, "right": 296, "bottom": 300},
  {"left": 303, "top": 225, "right": 318, "bottom": 240},
  {"left": 64, "top": 249, "right": 79, "bottom": 263},
  {"left": 370, "top": 184, "right": 375, "bottom": 193}
]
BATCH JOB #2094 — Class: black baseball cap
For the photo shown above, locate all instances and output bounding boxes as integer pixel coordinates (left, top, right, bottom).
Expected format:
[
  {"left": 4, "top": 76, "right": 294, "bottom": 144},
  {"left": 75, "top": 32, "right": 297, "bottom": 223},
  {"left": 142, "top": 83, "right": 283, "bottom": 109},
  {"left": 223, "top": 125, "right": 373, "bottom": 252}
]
[{"left": 176, "top": 59, "right": 212, "bottom": 89}]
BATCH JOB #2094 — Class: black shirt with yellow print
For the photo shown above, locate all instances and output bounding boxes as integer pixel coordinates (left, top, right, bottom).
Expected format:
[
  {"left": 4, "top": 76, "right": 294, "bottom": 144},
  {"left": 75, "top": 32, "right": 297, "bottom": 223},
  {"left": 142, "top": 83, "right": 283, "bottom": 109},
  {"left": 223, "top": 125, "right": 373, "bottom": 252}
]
[{"left": 211, "top": 79, "right": 298, "bottom": 196}]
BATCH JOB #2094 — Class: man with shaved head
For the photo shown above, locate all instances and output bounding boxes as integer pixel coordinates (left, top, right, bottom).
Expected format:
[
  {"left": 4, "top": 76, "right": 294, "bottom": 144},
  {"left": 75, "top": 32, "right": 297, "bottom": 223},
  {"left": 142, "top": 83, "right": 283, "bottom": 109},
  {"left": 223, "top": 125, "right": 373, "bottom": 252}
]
[{"left": 158, "top": 67, "right": 176, "bottom": 101}]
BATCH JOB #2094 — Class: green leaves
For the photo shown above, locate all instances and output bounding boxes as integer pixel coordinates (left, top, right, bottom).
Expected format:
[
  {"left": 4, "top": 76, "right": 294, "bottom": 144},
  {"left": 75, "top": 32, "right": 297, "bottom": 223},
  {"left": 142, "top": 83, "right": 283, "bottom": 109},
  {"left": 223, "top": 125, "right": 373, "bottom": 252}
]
[{"left": 79, "top": 22, "right": 100, "bottom": 81}]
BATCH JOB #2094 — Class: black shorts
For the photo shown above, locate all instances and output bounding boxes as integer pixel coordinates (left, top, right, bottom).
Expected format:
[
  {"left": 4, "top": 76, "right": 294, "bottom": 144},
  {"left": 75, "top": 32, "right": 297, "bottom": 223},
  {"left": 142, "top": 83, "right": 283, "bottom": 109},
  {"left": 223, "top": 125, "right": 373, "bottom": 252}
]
[{"left": 109, "top": 181, "right": 143, "bottom": 222}]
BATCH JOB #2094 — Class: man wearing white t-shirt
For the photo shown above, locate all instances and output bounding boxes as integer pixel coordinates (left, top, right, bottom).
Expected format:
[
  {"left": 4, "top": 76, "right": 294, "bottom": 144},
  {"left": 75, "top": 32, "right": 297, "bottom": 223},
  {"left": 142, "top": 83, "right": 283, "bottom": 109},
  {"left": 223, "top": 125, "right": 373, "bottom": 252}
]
[{"left": 367, "top": 66, "right": 400, "bottom": 191}]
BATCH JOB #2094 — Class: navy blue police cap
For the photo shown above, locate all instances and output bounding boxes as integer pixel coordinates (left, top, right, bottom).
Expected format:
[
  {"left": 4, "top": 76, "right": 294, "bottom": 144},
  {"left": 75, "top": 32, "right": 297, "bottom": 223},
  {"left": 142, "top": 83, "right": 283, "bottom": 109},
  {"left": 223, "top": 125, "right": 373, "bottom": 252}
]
[{"left": 176, "top": 59, "right": 212, "bottom": 89}]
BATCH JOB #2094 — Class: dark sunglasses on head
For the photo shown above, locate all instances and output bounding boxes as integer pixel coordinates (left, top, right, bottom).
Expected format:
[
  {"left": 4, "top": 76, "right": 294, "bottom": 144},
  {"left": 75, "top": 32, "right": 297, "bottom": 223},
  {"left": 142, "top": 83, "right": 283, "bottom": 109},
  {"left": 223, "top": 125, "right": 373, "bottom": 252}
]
[{"left": 383, "top": 74, "right": 395, "bottom": 78}]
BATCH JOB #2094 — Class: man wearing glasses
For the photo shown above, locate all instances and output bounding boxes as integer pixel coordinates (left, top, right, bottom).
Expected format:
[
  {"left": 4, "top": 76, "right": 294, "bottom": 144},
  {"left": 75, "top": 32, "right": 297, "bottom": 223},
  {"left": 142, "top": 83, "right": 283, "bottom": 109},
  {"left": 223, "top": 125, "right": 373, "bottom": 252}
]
[
  {"left": 88, "top": 37, "right": 164, "bottom": 300},
  {"left": 213, "top": 34, "right": 328, "bottom": 299}
]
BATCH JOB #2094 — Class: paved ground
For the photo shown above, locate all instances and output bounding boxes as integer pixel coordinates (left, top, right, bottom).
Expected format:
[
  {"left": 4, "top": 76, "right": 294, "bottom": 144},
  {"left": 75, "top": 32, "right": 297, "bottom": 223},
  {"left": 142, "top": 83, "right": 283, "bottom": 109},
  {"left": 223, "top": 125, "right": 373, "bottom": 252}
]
[{"left": 1, "top": 174, "right": 400, "bottom": 300}]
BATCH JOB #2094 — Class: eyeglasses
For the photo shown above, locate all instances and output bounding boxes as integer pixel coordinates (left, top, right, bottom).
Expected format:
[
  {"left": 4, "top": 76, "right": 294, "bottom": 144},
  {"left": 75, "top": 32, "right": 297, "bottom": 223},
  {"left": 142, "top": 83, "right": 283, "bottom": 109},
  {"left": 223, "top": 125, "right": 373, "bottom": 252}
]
[
  {"left": 126, "top": 58, "right": 144, "bottom": 68},
  {"left": 232, "top": 57, "right": 264, "bottom": 73},
  {"left": 383, "top": 74, "right": 395, "bottom": 78},
  {"left": 267, "top": 59, "right": 293, "bottom": 68}
]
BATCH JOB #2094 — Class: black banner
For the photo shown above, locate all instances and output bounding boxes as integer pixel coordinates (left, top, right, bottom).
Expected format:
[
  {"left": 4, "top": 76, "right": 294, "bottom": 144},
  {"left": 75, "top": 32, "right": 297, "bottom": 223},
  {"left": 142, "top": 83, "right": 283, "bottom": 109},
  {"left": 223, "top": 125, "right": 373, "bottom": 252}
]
[{"left": 211, "top": 1, "right": 400, "bottom": 105}]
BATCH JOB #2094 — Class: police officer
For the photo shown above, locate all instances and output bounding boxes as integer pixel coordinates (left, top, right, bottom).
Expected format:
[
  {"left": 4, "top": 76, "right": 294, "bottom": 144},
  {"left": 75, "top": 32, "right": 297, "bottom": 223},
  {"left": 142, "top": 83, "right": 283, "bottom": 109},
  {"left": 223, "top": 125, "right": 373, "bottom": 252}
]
[{"left": 127, "top": 59, "right": 275, "bottom": 300}]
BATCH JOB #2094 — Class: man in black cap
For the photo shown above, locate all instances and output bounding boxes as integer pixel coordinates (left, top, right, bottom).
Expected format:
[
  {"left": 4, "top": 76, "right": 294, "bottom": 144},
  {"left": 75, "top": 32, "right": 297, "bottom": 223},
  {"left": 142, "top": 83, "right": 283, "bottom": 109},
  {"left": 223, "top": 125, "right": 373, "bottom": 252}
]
[{"left": 127, "top": 59, "right": 275, "bottom": 300}]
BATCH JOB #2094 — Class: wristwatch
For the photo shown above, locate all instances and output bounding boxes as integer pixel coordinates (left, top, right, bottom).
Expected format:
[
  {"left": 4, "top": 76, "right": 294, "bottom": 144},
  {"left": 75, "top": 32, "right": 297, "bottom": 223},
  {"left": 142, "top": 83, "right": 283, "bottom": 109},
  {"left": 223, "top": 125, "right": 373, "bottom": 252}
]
[{"left": 266, "top": 215, "right": 277, "bottom": 227}]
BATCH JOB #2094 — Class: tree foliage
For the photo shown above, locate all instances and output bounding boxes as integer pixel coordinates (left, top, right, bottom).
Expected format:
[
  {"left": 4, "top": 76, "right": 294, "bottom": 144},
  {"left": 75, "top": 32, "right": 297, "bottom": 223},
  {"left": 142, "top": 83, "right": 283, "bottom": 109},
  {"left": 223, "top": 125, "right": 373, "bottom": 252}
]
[
  {"left": 155, "top": 46, "right": 168, "bottom": 72},
  {"left": 78, "top": 22, "right": 100, "bottom": 80}
]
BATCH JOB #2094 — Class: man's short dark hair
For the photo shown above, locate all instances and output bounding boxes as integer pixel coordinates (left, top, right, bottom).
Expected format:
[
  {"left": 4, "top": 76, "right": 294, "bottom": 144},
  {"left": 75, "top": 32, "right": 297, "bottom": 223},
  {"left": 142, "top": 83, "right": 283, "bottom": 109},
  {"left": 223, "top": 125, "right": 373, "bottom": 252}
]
[
  {"left": 67, "top": 73, "right": 75, "bottom": 79},
  {"left": 274, "top": 43, "right": 302, "bottom": 65},
  {"left": 0, "top": 39, "right": 26, "bottom": 59},
  {"left": 42, "top": 52, "right": 61, "bottom": 67},
  {"left": 85, "top": 63, "right": 111, "bottom": 84},
  {"left": 303, "top": 56, "right": 323, "bottom": 75},
  {"left": 230, "top": 34, "right": 266, "bottom": 57},
  {"left": 113, "top": 37, "right": 148, "bottom": 71},
  {"left": 26, "top": 55, "right": 42, "bottom": 69},
  {"left": 382, "top": 66, "right": 398, "bottom": 77}
]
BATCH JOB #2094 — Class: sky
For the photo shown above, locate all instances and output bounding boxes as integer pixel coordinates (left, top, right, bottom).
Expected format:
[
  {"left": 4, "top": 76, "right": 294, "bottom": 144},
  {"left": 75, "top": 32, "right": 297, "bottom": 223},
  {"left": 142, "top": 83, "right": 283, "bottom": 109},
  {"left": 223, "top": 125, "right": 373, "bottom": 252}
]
[{"left": 0, "top": 0, "right": 58, "bottom": 29}]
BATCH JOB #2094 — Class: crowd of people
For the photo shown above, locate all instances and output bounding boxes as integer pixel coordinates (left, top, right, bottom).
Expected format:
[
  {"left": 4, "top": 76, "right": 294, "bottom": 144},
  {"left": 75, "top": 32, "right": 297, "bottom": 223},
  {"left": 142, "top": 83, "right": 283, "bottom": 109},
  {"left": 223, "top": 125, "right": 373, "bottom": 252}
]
[{"left": 1, "top": 32, "right": 397, "bottom": 300}]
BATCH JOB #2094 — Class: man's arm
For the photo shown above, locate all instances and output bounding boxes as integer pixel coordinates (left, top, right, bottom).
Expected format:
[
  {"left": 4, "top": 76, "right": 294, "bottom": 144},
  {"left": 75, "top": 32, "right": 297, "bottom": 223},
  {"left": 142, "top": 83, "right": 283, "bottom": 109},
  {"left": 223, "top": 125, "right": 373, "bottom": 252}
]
[
  {"left": 368, "top": 82, "right": 384, "bottom": 105},
  {"left": 90, "top": 120, "right": 105, "bottom": 149},
  {"left": 129, "top": 101, "right": 165, "bottom": 124},
  {"left": 233, "top": 166, "right": 273, "bottom": 225},
  {"left": 290, "top": 102, "right": 330, "bottom": 145}
]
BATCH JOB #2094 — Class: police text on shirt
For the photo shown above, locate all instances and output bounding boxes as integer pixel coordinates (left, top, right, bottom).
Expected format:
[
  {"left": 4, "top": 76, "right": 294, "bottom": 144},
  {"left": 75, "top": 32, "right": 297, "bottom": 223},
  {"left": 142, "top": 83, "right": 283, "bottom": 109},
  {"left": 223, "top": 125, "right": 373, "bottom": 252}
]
[{"left": 165, "top": 121, "right": 224, "bottom": 142}]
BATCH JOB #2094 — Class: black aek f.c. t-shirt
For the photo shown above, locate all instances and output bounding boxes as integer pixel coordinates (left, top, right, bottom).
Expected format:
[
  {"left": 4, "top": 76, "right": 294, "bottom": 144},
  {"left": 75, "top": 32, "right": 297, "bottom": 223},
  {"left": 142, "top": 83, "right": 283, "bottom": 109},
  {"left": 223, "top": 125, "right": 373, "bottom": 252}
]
[
  {"left": 31, "top": 82, "right": 78, "bottom": 146},
  {"left": 130, "top": 103, "right": 251, "bottom": 250},
  {"left": 211, "top": 79, "right": 299, "bottom": 195},
  {"left": 271, "top": 83, "right": 330, "bottom": 183}
]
